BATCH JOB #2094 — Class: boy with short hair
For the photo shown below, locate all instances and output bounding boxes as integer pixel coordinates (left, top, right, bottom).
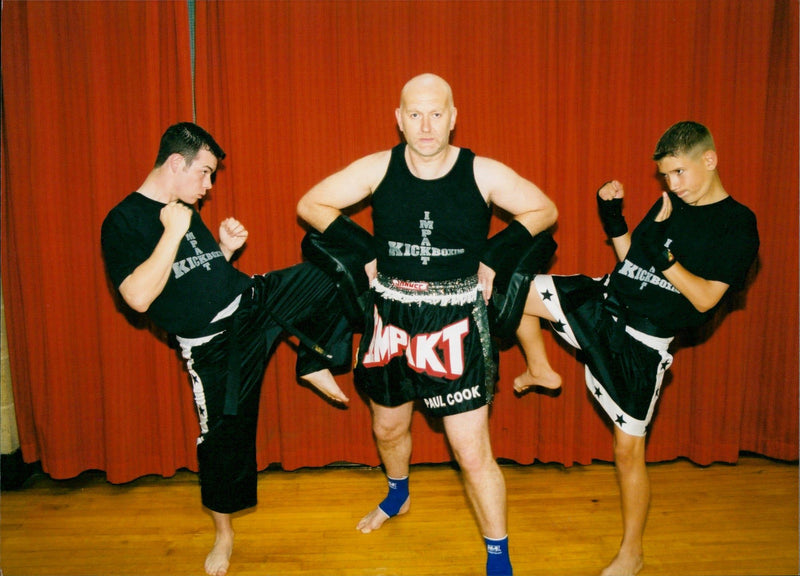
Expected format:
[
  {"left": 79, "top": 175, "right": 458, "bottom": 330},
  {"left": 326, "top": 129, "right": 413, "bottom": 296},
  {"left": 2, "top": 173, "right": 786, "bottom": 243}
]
[{"left": 513, "top": 120, "right": 759, "bottom": 575}]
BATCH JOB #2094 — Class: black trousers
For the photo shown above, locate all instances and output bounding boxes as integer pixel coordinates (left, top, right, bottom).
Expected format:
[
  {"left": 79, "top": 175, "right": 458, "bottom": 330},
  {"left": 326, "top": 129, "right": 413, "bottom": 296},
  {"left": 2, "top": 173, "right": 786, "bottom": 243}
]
[{"left": 177, "top": 263, "right": 352, "bottom": 513}]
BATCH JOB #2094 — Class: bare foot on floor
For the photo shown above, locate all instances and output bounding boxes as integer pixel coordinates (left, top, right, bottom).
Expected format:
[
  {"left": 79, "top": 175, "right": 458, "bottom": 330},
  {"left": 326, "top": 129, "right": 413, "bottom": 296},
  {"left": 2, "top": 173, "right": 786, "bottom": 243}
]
[
  {"left": 356, "top": 498, "right": 410, "bottom": 533},
  {"left": 599, "top": 552, "right": 643, "bottom": 576},
  {"left": 302, "top": 369, "right": 350, "bottom": 405},
  {"left": 205, "top": 533, "right": 233, "bottom": 576},
  {"left": 513, "top": 368, "right": 562, "bottom": 394}
]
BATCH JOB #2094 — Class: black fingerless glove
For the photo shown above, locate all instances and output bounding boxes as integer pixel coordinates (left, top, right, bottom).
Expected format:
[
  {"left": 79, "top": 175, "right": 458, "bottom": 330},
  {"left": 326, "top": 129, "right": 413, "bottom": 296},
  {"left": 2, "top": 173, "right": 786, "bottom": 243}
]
[
  {"left": 301, "top": 216, "right": 375, "bottom": 326},
  {"left": 320, "top": 215, "right": 376, "bottom": 265},
  {"left": 597, "top": 194, "right": 628, "bottom": 238},
  {"left": 638, "top": 220, "right": 676, "bottom": 271},
  {"left": 481, "top": 220, "right": 535, "bottom": 275}
]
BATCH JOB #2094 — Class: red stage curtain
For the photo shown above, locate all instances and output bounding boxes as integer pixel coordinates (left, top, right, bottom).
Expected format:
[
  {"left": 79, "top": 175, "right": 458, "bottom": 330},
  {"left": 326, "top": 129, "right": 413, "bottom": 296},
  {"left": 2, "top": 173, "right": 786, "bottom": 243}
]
[
  {"left": 1, "top": 0, "right": 198, "bottom": 483},
  {"left": 2, "top": 0, "right": 797, "bottom": 484}
]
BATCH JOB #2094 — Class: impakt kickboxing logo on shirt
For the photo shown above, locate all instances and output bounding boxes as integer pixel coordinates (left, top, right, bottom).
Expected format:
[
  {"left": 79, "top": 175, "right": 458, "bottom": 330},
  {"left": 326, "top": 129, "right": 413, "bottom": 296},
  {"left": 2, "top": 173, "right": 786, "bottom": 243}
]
[
  {"left": 362, "top": 306, "right": 469, "bottom": 379},
  {"left": 172, "top": 231, "right": 225, "bottom": 279},
  {"left": 386, "top": 211, "right": 465, "bottom": 265},
  {"left": 616, "top": 259, "right": 681, "bottom": 293}
]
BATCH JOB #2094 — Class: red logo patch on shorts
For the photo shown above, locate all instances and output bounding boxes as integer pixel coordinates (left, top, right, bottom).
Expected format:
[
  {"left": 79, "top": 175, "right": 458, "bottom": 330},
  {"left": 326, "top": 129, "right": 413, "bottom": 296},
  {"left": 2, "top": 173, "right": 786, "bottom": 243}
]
[{"left": 391, "top": 279, "right": 430, "bottom": 292}]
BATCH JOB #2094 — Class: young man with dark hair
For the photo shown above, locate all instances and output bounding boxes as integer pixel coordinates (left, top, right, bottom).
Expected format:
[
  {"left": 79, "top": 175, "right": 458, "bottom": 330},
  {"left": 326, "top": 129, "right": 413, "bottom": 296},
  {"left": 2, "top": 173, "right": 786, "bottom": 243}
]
[{"left": 102, "top": 122, "right": 351, "bottom": 576}]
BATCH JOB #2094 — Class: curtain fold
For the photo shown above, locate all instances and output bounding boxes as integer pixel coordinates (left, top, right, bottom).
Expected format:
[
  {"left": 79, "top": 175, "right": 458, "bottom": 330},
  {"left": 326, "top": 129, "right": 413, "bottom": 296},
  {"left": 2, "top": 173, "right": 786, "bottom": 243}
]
[
  {"left": 2, "top": 0, "right": 197, "bottom": 482},
  {"left": 739, "top": 0, "right": 800, "bottom": 459},
  {"left": 2, "top": 0, "right": 796, "bottom": 484}
]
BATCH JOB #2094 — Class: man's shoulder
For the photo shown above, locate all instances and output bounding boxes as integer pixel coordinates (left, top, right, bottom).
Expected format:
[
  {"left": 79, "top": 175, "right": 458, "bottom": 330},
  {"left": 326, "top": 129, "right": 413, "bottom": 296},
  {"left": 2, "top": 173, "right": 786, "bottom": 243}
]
[
  {"left": 102, "top": 192, "right": 135, "bottom": 228},
  {"left": 366, "top": 148, "right": 395, "bottom": 163},
  {"left": 472, "top": 153, "right": 513, "bottom": 172},
  {"left": 105, "top": 192, "right": 154, "bottom": 217},
  {"left": 101, "top": 192, "right": 161, "bottom": 240},
  {"left": 471, "top": 153, "right": 518, "bottom": 189},
  {"left": 348, "top": 149, "right": 394, "bottom": 187}
]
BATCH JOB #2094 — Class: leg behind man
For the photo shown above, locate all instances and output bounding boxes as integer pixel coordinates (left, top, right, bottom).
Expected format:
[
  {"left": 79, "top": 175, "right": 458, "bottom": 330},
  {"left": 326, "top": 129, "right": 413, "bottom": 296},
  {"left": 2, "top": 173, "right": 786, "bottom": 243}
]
[{"left": 513, "top": 287, "right": 562, "bottom": 394}]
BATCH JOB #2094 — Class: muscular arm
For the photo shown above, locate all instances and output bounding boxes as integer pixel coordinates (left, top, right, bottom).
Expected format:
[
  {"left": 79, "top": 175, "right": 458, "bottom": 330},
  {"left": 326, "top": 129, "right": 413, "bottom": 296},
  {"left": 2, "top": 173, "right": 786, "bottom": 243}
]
[
  {"left": 474, "top": 156, "right": 557, "bottom": 300},
  {"left": 118, "top": 201, "right": 191, "bottom": 313},
  {"left": 474, "top": 156, "right": 558, "bottom": 235},
  {"left": 297, "top": 151, "right": 391, "bottom": 232}
]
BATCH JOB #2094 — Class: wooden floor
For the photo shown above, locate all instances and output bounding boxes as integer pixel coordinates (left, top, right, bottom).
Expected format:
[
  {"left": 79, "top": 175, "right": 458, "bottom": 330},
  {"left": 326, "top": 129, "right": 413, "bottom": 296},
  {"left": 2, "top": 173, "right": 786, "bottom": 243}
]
[{"left": 1, "top": 456, "right": 797, "bottom": 576}]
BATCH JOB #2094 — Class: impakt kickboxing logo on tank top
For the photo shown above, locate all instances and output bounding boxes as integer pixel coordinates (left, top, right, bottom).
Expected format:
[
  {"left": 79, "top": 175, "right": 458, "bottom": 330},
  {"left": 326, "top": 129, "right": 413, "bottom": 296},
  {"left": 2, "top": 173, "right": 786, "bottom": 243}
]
[
  {"left": 386, "top": 211, "right": 465, "bottom": 265},
  {"left": 172, "top": 231, "right": 225, "bottom": 279}
]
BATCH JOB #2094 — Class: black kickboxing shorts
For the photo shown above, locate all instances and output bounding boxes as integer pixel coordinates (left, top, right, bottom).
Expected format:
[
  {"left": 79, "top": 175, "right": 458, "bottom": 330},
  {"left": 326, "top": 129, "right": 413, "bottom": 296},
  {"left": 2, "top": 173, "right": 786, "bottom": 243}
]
[
  {"left": 355, "top": 274, "right": 498, "bottom": 418},
  {"left": 533, "top": 274, "right": 673, "bottom": 437}
]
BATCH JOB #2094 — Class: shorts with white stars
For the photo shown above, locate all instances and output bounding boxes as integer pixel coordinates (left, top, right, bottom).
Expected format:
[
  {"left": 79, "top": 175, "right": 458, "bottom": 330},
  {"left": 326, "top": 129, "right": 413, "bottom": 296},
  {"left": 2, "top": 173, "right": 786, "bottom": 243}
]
[{"left": 533, "top": 274, "right": 673, "bottom": 437}]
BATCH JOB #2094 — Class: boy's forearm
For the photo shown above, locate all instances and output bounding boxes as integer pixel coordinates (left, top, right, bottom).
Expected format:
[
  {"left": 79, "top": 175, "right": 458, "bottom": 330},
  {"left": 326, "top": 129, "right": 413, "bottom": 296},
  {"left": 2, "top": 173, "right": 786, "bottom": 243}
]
[
  {"left": 662, "top": 263, "right": 729, "bottom": 313},
  {"left": 611, "top": 234, "right": 631, "bottom": 261}
]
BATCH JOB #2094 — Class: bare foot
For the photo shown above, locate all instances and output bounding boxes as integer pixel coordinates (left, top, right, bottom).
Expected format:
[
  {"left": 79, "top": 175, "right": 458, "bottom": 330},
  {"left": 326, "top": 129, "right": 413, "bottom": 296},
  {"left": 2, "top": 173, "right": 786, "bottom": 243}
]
[
  {"left": 599, "top": 551, "right": 643, "bottom": 576},
  {"left": 302, "top": 369, "right": 350, "bottom": 404},
  {"left": 513, "top": 367, "right": 562, "bottom": 394},
  {"left": 356, "top": 497, "right": 410, "bottom": 533},
  {"left": 205, "top": 532, "right": 233, "bottom": 576}
]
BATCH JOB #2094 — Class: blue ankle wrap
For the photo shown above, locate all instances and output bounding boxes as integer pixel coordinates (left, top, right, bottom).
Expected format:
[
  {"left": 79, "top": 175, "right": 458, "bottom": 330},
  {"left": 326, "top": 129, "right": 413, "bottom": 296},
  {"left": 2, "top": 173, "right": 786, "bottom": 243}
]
[
  {"left": 484, "top": 535, "right": 512, "bottom": 576},
  {"left": 377, "top": 476, "right": 408, "bottom": 517}
]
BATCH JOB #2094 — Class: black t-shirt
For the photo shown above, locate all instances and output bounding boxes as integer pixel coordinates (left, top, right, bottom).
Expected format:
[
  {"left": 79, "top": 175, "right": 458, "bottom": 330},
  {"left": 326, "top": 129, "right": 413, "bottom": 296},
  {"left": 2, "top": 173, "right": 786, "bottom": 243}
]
[
  {"left": 371, "top": 145, "right": 492, "bottom": 281},
  {"left": 101, "top": 192, "right": 254, "bottom": 336},
  {"left": 608, "top": 193, "right": 759, "bottom": 332}
]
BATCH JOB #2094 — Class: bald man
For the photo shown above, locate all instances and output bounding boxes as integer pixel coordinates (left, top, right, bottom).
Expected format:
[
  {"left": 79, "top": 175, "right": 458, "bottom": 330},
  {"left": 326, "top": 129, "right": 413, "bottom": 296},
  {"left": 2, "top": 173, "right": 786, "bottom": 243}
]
[{"left": 297, "top": 73, "right": 557, "bottom": 576}]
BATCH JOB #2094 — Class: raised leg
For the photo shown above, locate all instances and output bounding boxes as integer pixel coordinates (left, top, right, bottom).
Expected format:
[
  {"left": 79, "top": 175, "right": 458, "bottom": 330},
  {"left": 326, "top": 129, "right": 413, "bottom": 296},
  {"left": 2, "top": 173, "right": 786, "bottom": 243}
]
[
  {"left": 301, "top": 369, "right": 350, "bottom": 404},
  {"left": 513, "top": 284, "right": 561, "bottom": 394}
]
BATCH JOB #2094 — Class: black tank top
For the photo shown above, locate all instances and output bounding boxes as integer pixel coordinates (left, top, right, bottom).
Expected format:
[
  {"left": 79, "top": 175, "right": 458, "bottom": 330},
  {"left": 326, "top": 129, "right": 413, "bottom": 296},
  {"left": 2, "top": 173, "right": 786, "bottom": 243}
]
[{"left": 372, "top": 144, "right": 491, "bottom": 281}]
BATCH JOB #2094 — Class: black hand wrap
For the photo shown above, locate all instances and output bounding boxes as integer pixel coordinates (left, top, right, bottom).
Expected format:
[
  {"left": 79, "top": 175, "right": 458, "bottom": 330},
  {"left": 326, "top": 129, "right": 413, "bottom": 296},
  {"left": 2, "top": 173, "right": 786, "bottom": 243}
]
[
  {"left": 482, "top": 221, "right": 558, "bottom": 339},
  {"left": 597, "top": 194, "right": 628, "bottom": 238},
  {"left": 301, "top": 215, "right": 375, "bottom": 326},
  {"left": 638, "top": 219, "right": 676, "bottom": 271}
]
